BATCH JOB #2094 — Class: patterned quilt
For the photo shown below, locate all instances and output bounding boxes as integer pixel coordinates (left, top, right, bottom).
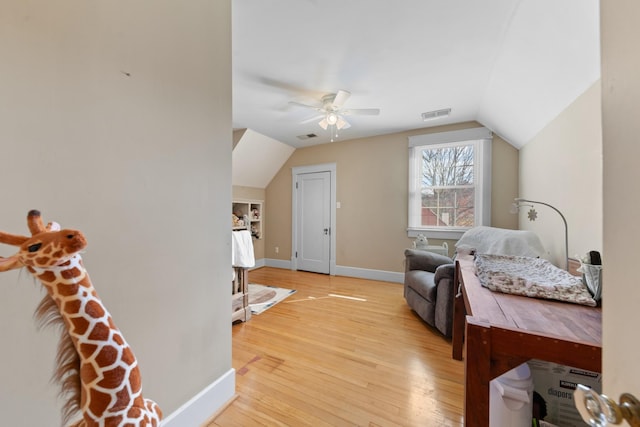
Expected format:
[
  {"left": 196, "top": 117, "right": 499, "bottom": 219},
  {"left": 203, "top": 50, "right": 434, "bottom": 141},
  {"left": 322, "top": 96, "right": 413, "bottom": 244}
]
[{"left": 474, "top": 254, "right": 597, "bottom": 306}]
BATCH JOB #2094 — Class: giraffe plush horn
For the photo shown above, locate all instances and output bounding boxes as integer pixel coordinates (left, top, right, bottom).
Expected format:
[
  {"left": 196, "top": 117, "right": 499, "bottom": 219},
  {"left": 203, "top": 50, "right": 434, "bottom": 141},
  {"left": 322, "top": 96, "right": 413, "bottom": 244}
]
[{"left": 27, "top": 209, "right": 46, "bottom": 236}]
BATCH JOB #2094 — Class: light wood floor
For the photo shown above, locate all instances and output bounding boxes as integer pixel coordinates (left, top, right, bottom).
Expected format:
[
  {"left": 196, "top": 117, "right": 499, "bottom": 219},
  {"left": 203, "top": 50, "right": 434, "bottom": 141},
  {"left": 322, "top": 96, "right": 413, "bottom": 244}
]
[{"left": 209, "top": 267, "right": 464, "bottom": 427}]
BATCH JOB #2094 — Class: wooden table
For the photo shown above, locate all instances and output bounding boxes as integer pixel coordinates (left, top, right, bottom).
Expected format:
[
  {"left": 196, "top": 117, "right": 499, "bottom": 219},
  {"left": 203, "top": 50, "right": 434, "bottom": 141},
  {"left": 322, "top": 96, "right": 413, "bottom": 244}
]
[{"left": 451, "top": 255, "right": 601, "bottom": 426}]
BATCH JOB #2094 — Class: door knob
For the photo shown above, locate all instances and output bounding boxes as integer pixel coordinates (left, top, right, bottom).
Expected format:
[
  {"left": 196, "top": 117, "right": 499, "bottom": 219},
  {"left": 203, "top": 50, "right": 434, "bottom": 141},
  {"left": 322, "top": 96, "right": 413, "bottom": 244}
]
[
  {"left": 574, "top": 384, "right": 640, "bottom": 426},
  {"left": 323, "top": 228, "right": 329, "bottom": 235}
]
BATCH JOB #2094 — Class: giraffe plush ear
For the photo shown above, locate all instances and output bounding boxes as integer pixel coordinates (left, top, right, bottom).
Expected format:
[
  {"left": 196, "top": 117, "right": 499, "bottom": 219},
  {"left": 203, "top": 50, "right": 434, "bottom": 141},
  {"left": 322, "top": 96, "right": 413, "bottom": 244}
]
[
  {"left": 0, "top": 231, "right": 28, "bottom": 271},
  {"left": 46, "top": 221, "right": 61, "bottom": 232},
  {"left": 0, "top": 231, "right": 28, "bottom": 246},
  {"left": 0, "top": 255, "right": 23, "bottom": 272}
]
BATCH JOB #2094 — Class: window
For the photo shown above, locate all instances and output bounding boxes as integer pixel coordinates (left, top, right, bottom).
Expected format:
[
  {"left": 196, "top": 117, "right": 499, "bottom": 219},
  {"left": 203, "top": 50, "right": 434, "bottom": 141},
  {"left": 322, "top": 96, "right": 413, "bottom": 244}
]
[{"left": 408, "top": 127, "right": 492, "bottom": 239}]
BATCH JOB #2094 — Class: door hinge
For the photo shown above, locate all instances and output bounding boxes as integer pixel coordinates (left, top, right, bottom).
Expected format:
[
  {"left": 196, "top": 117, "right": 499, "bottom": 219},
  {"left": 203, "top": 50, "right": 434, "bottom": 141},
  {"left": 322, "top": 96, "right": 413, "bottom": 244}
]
[
  {"left": 295, "top": 251, "right": 298, "bottom": 258},
  {"left": 296, "top": 182, "right": 299, "bottom": 189}
]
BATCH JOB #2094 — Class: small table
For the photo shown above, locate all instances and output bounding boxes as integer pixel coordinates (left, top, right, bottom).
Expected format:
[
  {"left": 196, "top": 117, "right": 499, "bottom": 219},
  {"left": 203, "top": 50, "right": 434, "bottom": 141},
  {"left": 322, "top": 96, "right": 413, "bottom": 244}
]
[{"left": 452, "top": 254, "right": 602, "bottom": 426}]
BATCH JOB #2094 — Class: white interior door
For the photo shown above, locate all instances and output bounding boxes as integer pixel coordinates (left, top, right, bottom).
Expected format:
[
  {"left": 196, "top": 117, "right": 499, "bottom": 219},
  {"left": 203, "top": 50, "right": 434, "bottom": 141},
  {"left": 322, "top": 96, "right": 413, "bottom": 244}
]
[{"left": 295, "top": 171, "right": 331, "bottom": 274}]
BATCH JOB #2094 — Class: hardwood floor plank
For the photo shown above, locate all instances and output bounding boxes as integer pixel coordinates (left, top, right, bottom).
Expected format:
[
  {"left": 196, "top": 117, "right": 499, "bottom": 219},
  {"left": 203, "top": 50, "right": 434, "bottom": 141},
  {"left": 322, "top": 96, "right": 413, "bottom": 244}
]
[{"left": 209, "top": 268, "right": 464, "bottom": 426}]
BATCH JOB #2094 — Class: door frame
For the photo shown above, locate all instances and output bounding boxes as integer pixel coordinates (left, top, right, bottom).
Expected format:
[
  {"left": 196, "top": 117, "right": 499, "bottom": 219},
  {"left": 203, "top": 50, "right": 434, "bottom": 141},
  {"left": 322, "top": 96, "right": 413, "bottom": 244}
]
[{"left": 291, "top": 163, "right": 336, "bottom": 275}]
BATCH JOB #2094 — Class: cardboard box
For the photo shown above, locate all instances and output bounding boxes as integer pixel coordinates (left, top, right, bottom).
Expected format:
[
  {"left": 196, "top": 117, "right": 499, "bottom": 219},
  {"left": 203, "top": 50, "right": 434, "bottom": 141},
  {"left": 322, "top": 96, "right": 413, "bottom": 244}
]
[{"left": 528, "top": 359, "right": 601, "bottom": 427}]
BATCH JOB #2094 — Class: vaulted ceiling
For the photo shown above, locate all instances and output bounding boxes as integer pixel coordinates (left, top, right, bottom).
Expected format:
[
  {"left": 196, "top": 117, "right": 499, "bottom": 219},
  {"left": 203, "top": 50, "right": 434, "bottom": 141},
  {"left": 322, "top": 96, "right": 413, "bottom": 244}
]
[{"left": 232, "top": 0, "right": 600, "bottom": 149}]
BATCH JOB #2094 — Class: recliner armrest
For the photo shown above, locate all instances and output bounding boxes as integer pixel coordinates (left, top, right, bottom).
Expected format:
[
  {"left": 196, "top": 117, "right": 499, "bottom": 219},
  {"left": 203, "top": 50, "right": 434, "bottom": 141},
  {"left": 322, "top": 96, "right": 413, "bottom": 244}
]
[
  {"left": 434, "top": 263, "right": 455, "bottom": 283},
  {"left": 404, "top": 249, "right": 453, "bottom": 273}
]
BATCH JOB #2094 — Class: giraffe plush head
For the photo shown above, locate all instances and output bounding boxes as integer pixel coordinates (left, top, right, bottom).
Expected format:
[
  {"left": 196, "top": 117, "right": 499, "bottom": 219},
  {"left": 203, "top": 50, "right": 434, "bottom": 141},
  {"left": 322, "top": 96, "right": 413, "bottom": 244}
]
[{"left": 0, "top": 209, "right": 87, "bottom": 273}]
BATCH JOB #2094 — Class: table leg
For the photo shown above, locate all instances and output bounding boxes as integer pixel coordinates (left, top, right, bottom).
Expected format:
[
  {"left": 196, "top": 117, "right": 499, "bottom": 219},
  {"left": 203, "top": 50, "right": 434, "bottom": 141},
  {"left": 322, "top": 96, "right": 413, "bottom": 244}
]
[
  {"left": 464, "top": 318, "right": 492, "bottom": 427},
  {"left": 452, "top": 260, "right": 465, "bottom": 360},
  {"left": 452, "top": 292, "right": 465, "bottom": 360}
]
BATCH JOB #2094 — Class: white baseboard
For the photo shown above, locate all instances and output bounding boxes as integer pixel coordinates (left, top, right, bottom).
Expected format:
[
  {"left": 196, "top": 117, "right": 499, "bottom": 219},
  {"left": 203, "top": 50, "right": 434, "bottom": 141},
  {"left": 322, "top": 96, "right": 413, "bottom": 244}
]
[
  {"left": 262, "top": 259, "right": 403, "bottom": 283},
  {"left": 264, "top": 258, "right": 292, "bottom": 269},
  {"left": 161, "top": 368, "right": 235, "bottom": 427},
  {"left": 250, "top": 258, "right": 265, "bottom": 269},
  {"left": 335, "top": 265, "right": 404, "bottom": 283}
]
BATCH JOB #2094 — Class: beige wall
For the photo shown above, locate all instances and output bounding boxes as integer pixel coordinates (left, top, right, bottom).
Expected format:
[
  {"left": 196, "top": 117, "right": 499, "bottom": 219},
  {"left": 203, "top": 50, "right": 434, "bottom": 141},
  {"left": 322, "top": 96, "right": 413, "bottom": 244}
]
[
  {"left": 265, "top": 122, "right": 518, "bottom": 273},
  {"left": 0, "top": 1, "right": 232, "bottom": 425},
  {"left": 519, "top": 81, "right": 603, "bottom": 266},
  {"left": 232, "top": 185, "right": 266, "bottom": 260},
  {"left": 601, "top": 0, "right": 640, "bottom": 398}
]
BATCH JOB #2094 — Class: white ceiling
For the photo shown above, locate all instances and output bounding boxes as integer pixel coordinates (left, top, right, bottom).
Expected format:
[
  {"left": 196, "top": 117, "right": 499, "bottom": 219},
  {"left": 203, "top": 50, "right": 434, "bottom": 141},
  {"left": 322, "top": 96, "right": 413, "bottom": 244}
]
[{"left": 232, "top": 0, "right": 600, "bottom": 149}]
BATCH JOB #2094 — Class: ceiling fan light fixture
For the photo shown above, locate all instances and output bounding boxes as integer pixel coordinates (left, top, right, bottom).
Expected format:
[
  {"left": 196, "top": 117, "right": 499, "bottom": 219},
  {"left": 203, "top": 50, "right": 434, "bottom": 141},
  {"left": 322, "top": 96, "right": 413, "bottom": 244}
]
[
  {"left": 336, "top": 116, "right": 348, "bottom": 130},
  {"left": 293, "top": 89, "right": 379, "bottom": 141},
  {"left": 422, "top": 108, "right": 452, "bottom": 121}
]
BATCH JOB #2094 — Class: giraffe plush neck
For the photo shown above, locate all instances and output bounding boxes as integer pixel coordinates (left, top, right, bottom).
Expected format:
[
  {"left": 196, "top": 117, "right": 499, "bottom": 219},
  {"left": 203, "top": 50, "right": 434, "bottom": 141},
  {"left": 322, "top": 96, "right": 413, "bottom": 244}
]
[{"left": 0, "top": 210, "right": 162, "bottom": 427}]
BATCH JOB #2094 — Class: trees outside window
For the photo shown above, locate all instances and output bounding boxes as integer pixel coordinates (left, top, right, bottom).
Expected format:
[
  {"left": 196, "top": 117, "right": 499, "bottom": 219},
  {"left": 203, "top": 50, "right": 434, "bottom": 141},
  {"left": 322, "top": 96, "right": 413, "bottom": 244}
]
[{"left": 420, "top": 143, "right": 475, "bottom": 228}]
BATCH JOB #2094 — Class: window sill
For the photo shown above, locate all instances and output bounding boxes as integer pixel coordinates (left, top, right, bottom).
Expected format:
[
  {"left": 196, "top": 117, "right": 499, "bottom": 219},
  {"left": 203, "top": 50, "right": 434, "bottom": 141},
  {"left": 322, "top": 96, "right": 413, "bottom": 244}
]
[{"left": 407, "top": 228, "right": 468, "bottom": 240}]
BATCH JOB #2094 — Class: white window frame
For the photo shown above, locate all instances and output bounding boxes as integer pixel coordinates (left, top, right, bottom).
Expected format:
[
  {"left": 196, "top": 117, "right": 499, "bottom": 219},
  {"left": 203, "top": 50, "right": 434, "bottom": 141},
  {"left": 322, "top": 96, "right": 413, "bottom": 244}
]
[{"left": 408, "top": 127, "right": 492, "bottom": 239}]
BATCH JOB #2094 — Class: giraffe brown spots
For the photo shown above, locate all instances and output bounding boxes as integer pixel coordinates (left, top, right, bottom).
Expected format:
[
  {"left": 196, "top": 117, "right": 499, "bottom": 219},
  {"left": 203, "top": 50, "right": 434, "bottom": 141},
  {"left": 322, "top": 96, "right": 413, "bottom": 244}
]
[
  {"left": 125, "top": 407, "right": 143, "bottom": 423},
  {"left": 121, "top": 347, "right": 135, "bottom": 366},
  {"left": 37, "top": 270, "right": 56, "bottom": 283},
  {"left": 114, "top": 385, "right": 130, "bottom": 409},
  {"left": 129, "top": 366, "right": 142, "bottom": 394},
  {"left": 71, "top": 316, "right": 91, "bottom": 336},
  {"left": 113, "top": 333, "right": 125, "bottom": 346},
  {"left": 80, "top": 343, "right": 98, "bottom": 358},
  {"left": 89, "top": 388, "right": 111, "bottom": 418},
  {"left": 57, "top": 282, "right": 80, "bottom": 297},
  {"left": 36, "top": 256, "right": 51, "bottom": 265},
  {"left": 88, "top": 323, "right": 110, "bottom": 341},
  {"left": 64, "top": 300, "right": 82, "bottom": 315},
  {"left": 62, "top": 267, "right": 82, "bottom": 280},
  {"left": 85, "top": 300, "right": 105, "bottom": 318},
  {"left": 95, "top": 346, "right": 118, "bottom": 367},
  {"left": 43, "top": 245, "right": 53, "bottom": 254},
  {"left": 81, "top": 362, "right": 99, "bottom": 384},
  {"left": 53, "top": 250, "right": 63, "bottom": 258},
  {"left": 103, "top": 415, "right": 123, "bottom": 426},
  {"left": 80, "top": 385, "right": 87, "bottom": 415},
  {"left": 97, "top": 366, "right": 126, "bottom": 389}
]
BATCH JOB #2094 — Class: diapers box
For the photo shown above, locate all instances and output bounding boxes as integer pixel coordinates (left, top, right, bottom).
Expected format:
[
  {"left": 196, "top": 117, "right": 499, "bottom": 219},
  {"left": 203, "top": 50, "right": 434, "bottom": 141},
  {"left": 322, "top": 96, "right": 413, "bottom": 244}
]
[{"left": 528, "top": 359, "right": 601, "bottom": 427}]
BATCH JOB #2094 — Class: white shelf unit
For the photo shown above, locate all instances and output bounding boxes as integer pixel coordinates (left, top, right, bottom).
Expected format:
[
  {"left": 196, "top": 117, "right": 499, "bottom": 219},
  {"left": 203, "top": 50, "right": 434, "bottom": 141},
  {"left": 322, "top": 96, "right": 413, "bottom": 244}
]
[{"left": 232, "top": 200, "right": 262, "bottom": 239}]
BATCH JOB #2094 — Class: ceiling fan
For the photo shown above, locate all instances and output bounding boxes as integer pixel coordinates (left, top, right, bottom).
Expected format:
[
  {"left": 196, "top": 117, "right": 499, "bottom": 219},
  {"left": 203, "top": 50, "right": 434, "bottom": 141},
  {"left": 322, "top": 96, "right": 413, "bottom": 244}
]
[{"left": 289, "top": 90, "right": 380, "bottom": 141}]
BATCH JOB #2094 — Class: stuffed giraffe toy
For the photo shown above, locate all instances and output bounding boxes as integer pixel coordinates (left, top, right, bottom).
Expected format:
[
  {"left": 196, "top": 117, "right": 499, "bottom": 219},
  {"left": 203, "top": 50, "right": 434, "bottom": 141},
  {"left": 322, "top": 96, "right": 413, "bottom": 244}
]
[{"left": 0, "top": 210, "right": 162, "bottom": 427}]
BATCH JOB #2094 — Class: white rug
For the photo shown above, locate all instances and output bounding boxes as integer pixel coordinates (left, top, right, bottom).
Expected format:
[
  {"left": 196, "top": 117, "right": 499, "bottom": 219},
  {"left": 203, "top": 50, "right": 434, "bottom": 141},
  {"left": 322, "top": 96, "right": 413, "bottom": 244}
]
[{"left": 248, "top": 284, "right": 297, "bottom": 315}]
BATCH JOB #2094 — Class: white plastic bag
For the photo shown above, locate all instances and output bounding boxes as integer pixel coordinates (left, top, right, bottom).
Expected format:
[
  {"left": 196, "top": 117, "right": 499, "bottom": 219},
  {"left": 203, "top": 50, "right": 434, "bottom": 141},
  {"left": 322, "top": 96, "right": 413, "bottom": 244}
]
[{"left": 578, "top": 262, "right": 602, "bottom": 301}]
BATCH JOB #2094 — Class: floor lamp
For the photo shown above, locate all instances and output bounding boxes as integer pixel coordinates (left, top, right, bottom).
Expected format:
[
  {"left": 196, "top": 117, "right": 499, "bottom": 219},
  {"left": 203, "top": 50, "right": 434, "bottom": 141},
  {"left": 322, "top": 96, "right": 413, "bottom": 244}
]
[{"left": 510, "top": 198, "right": 569, "bottom": 271}]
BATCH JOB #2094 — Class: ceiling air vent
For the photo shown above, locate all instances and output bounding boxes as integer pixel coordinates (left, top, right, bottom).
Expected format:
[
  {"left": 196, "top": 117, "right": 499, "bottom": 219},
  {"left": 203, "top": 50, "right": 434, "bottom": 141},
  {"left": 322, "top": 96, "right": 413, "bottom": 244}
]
[
  {"left": 297, "top": 133, "right": 318, "bottom": 140},
  {"left": 422, "top": 108, "right": 451, "bottom": 121}
]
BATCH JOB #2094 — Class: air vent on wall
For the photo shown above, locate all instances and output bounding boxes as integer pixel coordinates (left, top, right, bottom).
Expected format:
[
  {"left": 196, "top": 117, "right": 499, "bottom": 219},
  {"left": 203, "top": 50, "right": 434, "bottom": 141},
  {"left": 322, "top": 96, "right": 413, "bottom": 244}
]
[
  {"left": 297, "top": 133, "right": 318, "bottom": 140},
  {"left": 422, "top": 108, "right": 452, "bottom": 121}
]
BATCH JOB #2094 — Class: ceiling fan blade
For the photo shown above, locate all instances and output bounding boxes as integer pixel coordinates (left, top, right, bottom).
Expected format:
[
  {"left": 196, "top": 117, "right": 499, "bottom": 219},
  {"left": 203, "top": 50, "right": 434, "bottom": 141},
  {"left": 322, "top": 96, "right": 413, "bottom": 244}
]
[
  {"left": 331, "top": 90, "right": 351, "bottom": 109},
  {"left": 300, "top": 114, "right": 325, "bottom": 124},
  {"left": 341, "top": 108, "right": 380, "bottom": 116},
  {"left": 289, "top": 101, "right": 323, "bottom": 111}
]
